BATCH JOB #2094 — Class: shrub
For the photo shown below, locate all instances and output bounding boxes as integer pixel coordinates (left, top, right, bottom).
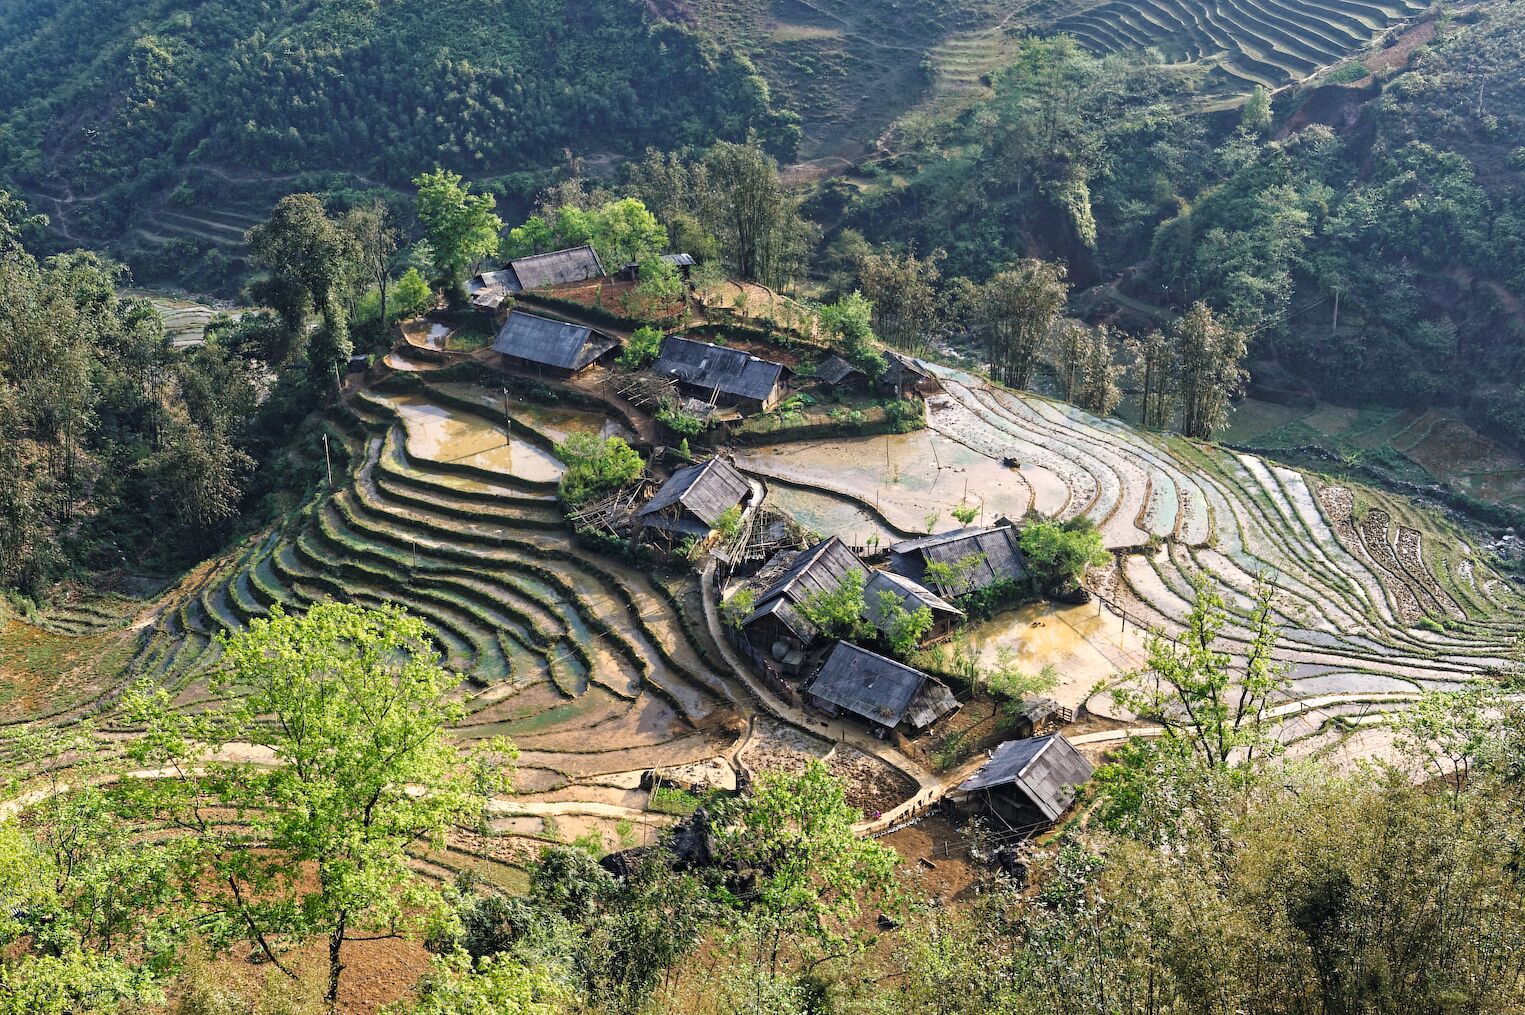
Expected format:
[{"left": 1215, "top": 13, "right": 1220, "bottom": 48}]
[
  {"left": 617, "top": 325, "right": 663, "bottom": 371},
  {"left": 885, "top": 398, "right": 925, "bottom": 433},
  {"left": 721, "top": 588, "right": 756, "bottom": 629},
  {"left": 1020, "top": 517, "right": 1109, "bottom": 592},
  {"left": 657, "top": 404, "right": 708, "bottom": 436},
  {"left": 556, "top": 435, "right": 644, "bottom": 506}
]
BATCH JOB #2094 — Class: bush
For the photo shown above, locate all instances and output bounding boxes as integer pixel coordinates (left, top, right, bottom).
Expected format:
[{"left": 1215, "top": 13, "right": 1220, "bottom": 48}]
[
  {"left": 1020, "top": 517, "right": 1109, "bottom": 592},
  {"left": 617, "top": 325, "right": 663, "bottom": 371},
  {"left": 885, "top": 398, "right": 925, "bottom": 433},
  {"left": 556, "top": 435, "right": 644, "bottom": 506},
  {"left": 657, "top": 404, "right": 708, "bottom": 436}
]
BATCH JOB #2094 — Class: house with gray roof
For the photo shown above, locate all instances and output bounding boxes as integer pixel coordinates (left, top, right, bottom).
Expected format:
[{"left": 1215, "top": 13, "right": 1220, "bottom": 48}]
[
  {"left": 813, "top": 354, "right": 868, "bottom": 396},
  {"left": 491, "top": 310, "right": 619, "bottom": 378},
  {"left": 505, "top": 245, "right": 606, "bottom": 291},
  {"left": 888, "top": 522, "right": 1028, "bottom": 598},
  {"left": 805, "top": 642, "right": 958, "bottom": 733},
  {"left": 740, "top": 536, "right": 867, "bottom": 654},
  {"left": 651, "top": 335, "right": 788, "bottom": 414},
  {"left": 862, "top": 570, "right": 963, "bottom": 646},
  {"left": 954, "top": 734, "right": 1093, "bottom": 831},
  {"left": 637, "top": 457, "right": 755, "bottom": 542}
]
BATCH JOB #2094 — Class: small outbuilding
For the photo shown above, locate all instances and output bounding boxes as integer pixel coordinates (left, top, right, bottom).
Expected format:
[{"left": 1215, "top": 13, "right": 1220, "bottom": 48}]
[
  {"left": 491, "top": 310, "right": 620, "bottom": 378},
  {"left": 879, "top": 351, "right": 940, "bottom": 399},
  {"left": 637, "top": 457, "right": 755, "bottom": 543},
  {"left": 862, "top": 570, "right": 964, "bottom": 646},
  {"left": 467, "top": 269, "right": 518, "bottom": 314},
  {"left": 954, "top": 734, "right": 1093, "bottom": 831},
  {"left": 651, "top": 335, "right": 788, "bottom": 414},
  {"left": 813, "top": 355, "right": 869, "bottom": 396},
  {"left": 887, "top": 522, "right": 1028, "bottom": 598},
  {"left": 741, "top": 536, "right": 867, "bottom": 655},
  {"left": 805, "top": 642, "right": 959, "bottom": 734}
]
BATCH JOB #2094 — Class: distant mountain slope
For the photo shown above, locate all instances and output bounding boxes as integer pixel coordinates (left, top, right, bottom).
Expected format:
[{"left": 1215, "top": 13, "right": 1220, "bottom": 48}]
[{"left": 0, "top": 0, "right": 795, "bottom": 289}]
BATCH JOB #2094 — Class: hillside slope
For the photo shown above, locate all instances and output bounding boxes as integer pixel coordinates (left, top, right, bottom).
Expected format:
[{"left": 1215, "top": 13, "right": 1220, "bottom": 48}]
[{"left": 0, "top": 0, "right": 795, "bottom": 290}]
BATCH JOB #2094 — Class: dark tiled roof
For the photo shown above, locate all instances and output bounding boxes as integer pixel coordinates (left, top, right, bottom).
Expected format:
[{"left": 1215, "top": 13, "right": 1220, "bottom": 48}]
[
  {"left": 958, "top": 734, "right": 1093, "bottom": 821},
  {"left": 814, "top": 355, "right": 865, "bottom": 385},
  {"left": 507, "top": 245, "right": 605, "bottom": 291},
  {"left": 491, "top": 311, "right": 618, "bottom": 371},
  {"left": 662, "top": 253, "right": 696, "bottom": 267},
  {"left": 637, "top": 457, "right": 751, "bottom": 528},
  {"left": 888, "top": 525, "right": 1027, "bottom": 593},
  {"left": 807, "top": 642, "right": 955, "bottom": 729},
  {"left": 862, "top": 570, "right": 963, "bottom": 634},
  {"left": 652, "top": 336, "right": 785, "bottom": 403},
  {"left": 745, "top": 537, "right": 864, "bottom": 625},
  {"left": 884, "top": 351, "right": 932, "bottom": 382}
]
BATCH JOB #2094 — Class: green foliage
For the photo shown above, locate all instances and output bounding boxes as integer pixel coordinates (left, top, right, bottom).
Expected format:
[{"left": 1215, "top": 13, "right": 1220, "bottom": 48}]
[
  {"left": 617, "top": 326, "right": 664, "bottom": 371},
  {"left": 649, "top": 785, "right": 703, "bottom": 817},
  {"left": 721, "top": 588, "right": 757, "bottom": 629},
  {"left": 1019, "top": 517, "right": 1108, "bottom": 591},
  {"left": 796, "top": 568, "right": 872, "bottom": 641},
  {"left": 504, "top": 199, "right": 668, "bottom": 275},
  {"left": 873, "top": 590, "right": 935, "bottom": 657},
  {"left": 655, "top": 404, "right": 709, "bottom": 436},
  {"left": 884, "top": 398, "right": 926, "bottom": 433},
  {"left": 1325, "top": 62, "right": 1371, "bottom": 84},
  {"left": 1240, "top": 85, "right": 1273, "bottom": 133},
  {"left": 414, "top": 169, "right": 503, "bottom": 289},
  {"left": 713, "top": 504, "right": 744, "bottom": 541},
  {"left": 716, "top": 760, "right": 899, "bottom": 970},
  {"left": 819, "top": 291, "right": 887, "bottom": 377},
  {"left": 922, "top": 552, "right": 988, "bottom": 598},
  {"left": 554, "top": 435, "right": 644, "bottom": 507},
  {"left": 951, "top": 502, "right": 979, "bottom": 526},
  {"left": 117, "top": 602, "right": 514, "bottom": 1006},
  {"left": 390, "top": 953, "right": 569, "bottom": 1015},
  {"left": 1112, "top": 574, "right": 1289, "bottom": 769}
]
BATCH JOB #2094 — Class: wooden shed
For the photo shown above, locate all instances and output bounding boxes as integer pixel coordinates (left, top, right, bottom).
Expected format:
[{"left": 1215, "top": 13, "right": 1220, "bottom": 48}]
[
  {"left": 887, "top": 522, "right": 1028, "bottom": 598},
  {"left": 954, "top": 734, "right": 1093, "bottom": 832},
  {"left": 805, "top": 642, "right": 958, "bottom": 734},
  {"left": 880, "top": 351, "right": 941, "bottom": 399},
  {"left": 637, "top": 457, "right": 755, "bottom": 543},
  {"left": 491, "top": 310, "right": 619, "bottom": 378},
  {"left": 814, "top": 354, "right": 869, "bottom": 396},
  {"left": 740, "top": 536, "right": 867, "bottom": 655},
  {"left": 651, "top": 335, "right": 788, "bottom": 414}
]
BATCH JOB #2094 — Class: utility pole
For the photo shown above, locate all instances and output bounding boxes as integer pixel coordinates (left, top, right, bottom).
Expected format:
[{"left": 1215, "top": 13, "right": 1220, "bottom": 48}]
[
  {"left": 1332, "top": 287, "right": 1341, "bottom": 335},
  {"left": 322, "top": 433, "right": 333, "bottom": 488}
]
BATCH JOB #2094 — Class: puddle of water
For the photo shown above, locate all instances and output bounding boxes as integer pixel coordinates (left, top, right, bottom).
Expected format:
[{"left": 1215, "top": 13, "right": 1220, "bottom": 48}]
[
  {"left": 384, "top": 351, "right": 445, "bottom": 372},
  {"left": 433, "top": 382, "right": 628, "bottom": 444},
  {"left": 741, "top": 429, "right": 1032, "bottom": 533},
  {"left": 402, "top": 320, "right": 452, "bottom": 351},
  {"left": 964, "top": 600, "right": 1149, "bottom": 710},
  {"left": 388, "top": 394, "right": 564, "bottom": 482}
]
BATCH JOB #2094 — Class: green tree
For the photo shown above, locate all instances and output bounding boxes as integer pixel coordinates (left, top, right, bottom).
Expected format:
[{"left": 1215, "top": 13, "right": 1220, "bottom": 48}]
[
  {"left": 554, "top": 435, "right": 644, "bottom": 506},
  {"left": 1173, "top": 301, "right": 1248, "bottom": 439},
  {"left": 388, "top": 953, "right": 569, "bottom": 1015},
  {"left": 922, "top": 551, "right": 988, "bottom": 598},
  {"left": 702, "top": 140, "right": 812, "bottom": 287},
  {"left": 246, "top": 193, "right": 355, "bottom": 374},
  {"left": 118, "top": 602, "right": 514, "bottom": 1008},
  {"left": 1076, "top": 323, "right": 1124, "bottom": 417},
  {"left": 414, "top": 169, "right": 503, "bottom": 291},
  {"left": 858, "top": 247, "right": 941, "bottom": 355},
  {"left": 718, "top": 761, "right": 899, "bottom": 973},
  {"left": 874, "top": 590, "right": 935, "bottom": 657},
  {"left": 796, "top": 568, "right": 871, "bottom": 641},
  {"left": 342, "top": 199, "right": 400, "bottom": 329},
  {"left": 616, "top": 325, "right": 664, "bottom": 371},
  {"left": 1240, "top": 86, "right": 1272, "bottom": 135},
  {"left": 1125, "top": 328, "right": 1178, "bottom": 429},
  {"left": 1019, "top": 517, "right": 1107, "bottom": 591},
  {"left": 977, "top": 260, "right": 1069, "bottom": 389},
  {"left": 1112, "top": 574, "right": 1289, "bottom": 769},
  {"left": 819, "top": 290, "right": 886, "bottom": 376}
]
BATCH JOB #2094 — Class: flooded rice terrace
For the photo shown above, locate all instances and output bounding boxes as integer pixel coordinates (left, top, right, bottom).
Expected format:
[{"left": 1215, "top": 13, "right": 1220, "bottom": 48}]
[
  {"left": 385, "top": 393, "right": 565, "bottom": 482},
  {"left": 965, "top": 600, "right": 1150, "bottom": 710},
  {"left": 737, "top": 427, "right": 1040, "bottom": 535}
]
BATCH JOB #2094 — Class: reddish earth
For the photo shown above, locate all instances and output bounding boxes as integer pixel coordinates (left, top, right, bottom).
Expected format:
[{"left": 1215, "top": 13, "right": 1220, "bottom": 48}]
[{"left": 1366, "top": 18, "right": 1435, "bottom": 73}]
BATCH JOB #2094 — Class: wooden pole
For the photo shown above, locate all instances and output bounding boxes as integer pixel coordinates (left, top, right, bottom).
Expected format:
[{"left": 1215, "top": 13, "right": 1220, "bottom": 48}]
[{"left": 322, "top": 433, "right": 333, "bottom": 488}]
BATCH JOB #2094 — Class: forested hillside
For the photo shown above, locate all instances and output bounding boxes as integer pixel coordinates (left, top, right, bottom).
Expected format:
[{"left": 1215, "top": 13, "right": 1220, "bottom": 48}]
[
  {"left": 0, "top": 0, "right": 795, "bottom": 290},
  {"left": 838, "top": 2, "right": 1525, "bottom": 452}
]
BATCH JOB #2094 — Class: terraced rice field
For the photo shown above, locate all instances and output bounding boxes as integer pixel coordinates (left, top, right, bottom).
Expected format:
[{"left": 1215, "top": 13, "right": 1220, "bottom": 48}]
[
  {"left": 742, "top": 363, "right": 1522, "bottom": 752},
  {"left": 1049, "top": 0, "right": 1428, "bottom": 88}
]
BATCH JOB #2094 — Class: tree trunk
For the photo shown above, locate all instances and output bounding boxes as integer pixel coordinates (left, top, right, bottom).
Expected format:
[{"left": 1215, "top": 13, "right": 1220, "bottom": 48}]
[{"left": 326, "top": 912, "right": 348, "bottom": 1008}]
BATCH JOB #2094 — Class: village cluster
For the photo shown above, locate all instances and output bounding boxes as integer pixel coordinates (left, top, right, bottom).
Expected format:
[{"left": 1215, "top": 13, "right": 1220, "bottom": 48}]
[{"left": 444, "top": 242, "right": 1095, "bottom": 834}]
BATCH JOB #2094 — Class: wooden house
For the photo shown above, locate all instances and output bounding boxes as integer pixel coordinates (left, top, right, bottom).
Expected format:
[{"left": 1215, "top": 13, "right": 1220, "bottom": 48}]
[
  {"left": 740, "top": 536, "right": 867, "bottom": 657},
  {"left": 813, "top": 354, "right": 869, "bottom": 396},
  {"left": 887, "top": 522, "right": 1028, "bottom": 598},
  {"left": 862, "top": 570, "right": 964, "bottom": 646},
  {"left": 805, "top": 642, "right": 959, "bottom": 735},
  {"left": 879, "top": 351, "right": 940, "bottom": 399},
  {"left": 491, "top": 310, "right": 620, "bottom": 379},
  {"left": 953, "top": 734, "right": 1093, "bottom": 832},
  {"left": 651, "top": 335, "right": 788, "bottom": 414},
  {"left": 470, "top": 245, "right": 607, "bottom": 311},
  {"left": 637, "top": 457, "right": 755, "bottom": 543}
]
